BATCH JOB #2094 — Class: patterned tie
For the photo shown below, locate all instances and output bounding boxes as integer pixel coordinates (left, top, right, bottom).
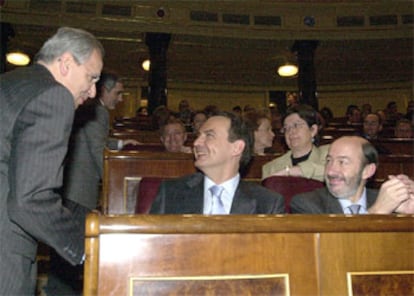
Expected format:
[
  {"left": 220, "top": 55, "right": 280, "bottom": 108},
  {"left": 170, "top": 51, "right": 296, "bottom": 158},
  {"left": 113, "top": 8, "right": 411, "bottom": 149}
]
[
  {"left": 209, "top": 185, "right": 226, "bottom": 215},
  {"left": 348, "top": 204, "right": 361, "bottom": 214}
]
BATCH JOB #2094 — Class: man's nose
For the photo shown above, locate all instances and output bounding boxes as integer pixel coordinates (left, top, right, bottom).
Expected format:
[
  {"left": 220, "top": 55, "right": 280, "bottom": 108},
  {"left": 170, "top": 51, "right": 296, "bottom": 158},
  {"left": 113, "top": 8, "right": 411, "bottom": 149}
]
[
  {"left": 88, "top": 84, "right": 97, "bottom": 98},
  {"left": 193, "top": 134, "right": 204, "bottom": 146}
]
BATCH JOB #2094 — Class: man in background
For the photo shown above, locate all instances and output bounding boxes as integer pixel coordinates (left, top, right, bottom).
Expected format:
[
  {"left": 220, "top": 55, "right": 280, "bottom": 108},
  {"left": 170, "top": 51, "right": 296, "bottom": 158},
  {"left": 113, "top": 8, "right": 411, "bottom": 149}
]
[
  {"left": 0, "top": 27, "right": 104, "bottom": 295},
  {"left": 290, "top": 136, "right": 413, "bottom": 214},
  {"left": 160, "top": 117, "right": 192, "bottom": 153},
  {"left": 360, "top": 112, "right": 391, "bottom": 154},
  {"left": 63, "top": 72, "right": 139, "bottom": 213},
  {"left": 362, "top": 113, "right": 383, "bottom": 140},
  {"left": 394, "top": 118, "right": 413, "bottom": 138}
]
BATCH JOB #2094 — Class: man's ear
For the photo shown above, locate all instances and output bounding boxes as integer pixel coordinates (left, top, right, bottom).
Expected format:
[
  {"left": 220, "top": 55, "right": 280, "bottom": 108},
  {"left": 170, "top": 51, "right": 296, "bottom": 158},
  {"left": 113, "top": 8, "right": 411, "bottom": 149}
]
[
  {"left": 362, "top": 163, "right": 377, "bottom": 180},
  {"left": 232, "top": 139, "right": 245, "bottom": 157},
  {"left": 58, "top": 52, "right": 73, "bottom": 76}
]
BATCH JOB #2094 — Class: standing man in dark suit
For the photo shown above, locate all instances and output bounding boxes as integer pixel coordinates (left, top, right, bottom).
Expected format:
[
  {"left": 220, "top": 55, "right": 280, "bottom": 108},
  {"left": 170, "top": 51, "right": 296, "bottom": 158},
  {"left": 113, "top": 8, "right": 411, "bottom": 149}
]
[
  {"left": 63, "top": 72, "right": 139, "bottom": 215},
  {"left": 150, "top": 111, "right": 285, "bottom": 214},
  {"left": 0, "top": 27, "right": 104, "bottom": 294},
  {"left": 290, "top": 136, "right": 414, "bottom": 214},
  {"left": 45, "top": 73, "right": 139, "bottom": 295}
]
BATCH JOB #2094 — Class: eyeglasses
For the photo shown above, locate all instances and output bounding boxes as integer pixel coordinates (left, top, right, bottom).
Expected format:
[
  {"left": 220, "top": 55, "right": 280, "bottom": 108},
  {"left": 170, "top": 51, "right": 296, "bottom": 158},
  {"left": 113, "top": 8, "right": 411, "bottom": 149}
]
[{"left": 280, "top": 122, "right": 307, "bottom": 133}]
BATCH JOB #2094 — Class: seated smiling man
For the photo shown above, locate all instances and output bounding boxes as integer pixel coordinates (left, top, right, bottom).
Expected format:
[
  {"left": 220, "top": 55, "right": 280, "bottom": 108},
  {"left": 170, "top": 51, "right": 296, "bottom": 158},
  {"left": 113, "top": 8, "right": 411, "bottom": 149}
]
[
  {"left": 290, "top": 136, "right": 414, "bottom": 214},
  {"left": 159, "top": 117, "right": 192, "bottom": 153},
  {"left": 151, "top": 111, "right": 285, "bottom": 214}
]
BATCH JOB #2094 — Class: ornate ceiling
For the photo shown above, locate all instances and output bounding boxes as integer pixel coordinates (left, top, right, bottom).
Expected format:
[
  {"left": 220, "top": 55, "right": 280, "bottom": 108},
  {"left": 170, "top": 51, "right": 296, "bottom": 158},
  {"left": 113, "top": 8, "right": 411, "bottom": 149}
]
[{"left": 1, "top": 0, "right": 413, "bottom": 91}]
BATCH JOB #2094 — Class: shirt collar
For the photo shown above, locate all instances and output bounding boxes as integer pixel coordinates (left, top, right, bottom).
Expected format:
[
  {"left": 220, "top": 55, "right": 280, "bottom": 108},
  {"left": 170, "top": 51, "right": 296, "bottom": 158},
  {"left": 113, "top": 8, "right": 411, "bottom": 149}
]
[{"left": 338, "top": 187, "right": 368, "bottom": 214}]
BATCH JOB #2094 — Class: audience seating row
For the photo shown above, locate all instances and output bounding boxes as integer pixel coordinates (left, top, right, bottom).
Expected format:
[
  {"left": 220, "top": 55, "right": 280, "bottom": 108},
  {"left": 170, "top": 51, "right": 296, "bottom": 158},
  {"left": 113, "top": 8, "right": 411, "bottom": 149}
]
[
  {"left": 103, "top": 149, "right": 414, "bottom": 215},
  {"left": 112, "top": 125, "right": 412, "bottom": 155},
  {"left": 84, "top": 213, "right": 414, "bottom": 296}
]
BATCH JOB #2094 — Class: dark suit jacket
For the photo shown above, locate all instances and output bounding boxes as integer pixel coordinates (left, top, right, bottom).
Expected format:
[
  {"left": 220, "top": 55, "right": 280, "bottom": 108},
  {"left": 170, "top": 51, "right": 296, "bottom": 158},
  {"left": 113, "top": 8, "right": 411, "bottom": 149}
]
[
  {"left": 63, "top": 99, "right": 118, "bottom": 210},
  {"left": 290, "top": 187, "right": 379, "bottom": 214},
  {"left": 0, "top": 64, "right": 84, "bottom": 294},
  {"left": 150, "top": 172, "right": 285, "bottom": 214}
]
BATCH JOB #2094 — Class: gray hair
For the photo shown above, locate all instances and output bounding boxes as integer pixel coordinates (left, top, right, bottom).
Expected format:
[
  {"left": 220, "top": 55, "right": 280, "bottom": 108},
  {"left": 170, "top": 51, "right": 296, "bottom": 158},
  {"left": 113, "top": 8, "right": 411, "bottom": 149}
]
[
  {"left": 95, "top": 72, "right": 122, "bottom": 98},
  {"left": 35, "top": 27, "right": 104, "bottom": 65}
]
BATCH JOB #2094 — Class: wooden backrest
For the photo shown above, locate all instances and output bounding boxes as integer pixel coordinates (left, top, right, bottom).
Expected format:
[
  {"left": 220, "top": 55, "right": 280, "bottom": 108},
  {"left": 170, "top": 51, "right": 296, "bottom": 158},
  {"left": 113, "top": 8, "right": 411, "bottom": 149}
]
[
  {"left": 103, "top": 149, "right": 196, "bottom": 214},
  {"left": 372, "top": 138, "right": 414, "bottom": 155},
  {"left": 375, "top": 154, "right": 414, "bottom": 181},
  {"left": 111, "top": 129, "right": 195, "bottom": 146},
  {"left": 84, "top": 213, "right": 414, "bottom": 296}
]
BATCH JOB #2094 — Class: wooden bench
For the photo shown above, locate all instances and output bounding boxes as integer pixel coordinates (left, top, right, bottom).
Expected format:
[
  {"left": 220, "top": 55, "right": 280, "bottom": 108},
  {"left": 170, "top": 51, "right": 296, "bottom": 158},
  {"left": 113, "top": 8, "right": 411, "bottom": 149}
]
[
  {"left": 110, "top": 129, "right": 195, "bottom": 146},
  {"left": 84, "top": 213, "right": 414, "bottom": 296},
  {"left": 103, "top": 150, "right": 414, "bottom": 214},
  {"left": 373, "top": 138, "right": 414, "bottom": 155}
]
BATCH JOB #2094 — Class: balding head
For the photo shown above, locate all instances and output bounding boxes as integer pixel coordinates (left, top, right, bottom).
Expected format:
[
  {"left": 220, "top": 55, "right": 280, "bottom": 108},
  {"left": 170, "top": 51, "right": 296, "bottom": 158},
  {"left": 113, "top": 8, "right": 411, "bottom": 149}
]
[
  {"left": 330, "top": 136, "right": 378, "bottom": 167},
  {"left": 325, "top": 136, "right": 378, "bottom": 201}
]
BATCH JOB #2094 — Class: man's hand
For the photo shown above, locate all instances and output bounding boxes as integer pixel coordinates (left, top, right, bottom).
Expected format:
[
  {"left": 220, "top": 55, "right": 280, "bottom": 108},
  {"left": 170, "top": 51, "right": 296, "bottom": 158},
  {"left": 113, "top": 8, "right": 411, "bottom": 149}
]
[{"left": 368, "top": 174, "right": 413, "bottom": 214}]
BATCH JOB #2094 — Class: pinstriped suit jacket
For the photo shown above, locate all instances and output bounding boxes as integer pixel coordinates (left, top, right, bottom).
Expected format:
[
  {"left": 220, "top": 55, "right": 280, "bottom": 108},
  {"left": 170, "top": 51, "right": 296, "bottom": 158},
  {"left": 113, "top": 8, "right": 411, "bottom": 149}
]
[
  {"left": 150, "top": 172, "right": 285, "bottom": 214},
  {"left": 0, "top": 64, "right": 84, "bottom": 294},
  {"left": 290, "top": 187, "right": 379, "bottom": 214}
]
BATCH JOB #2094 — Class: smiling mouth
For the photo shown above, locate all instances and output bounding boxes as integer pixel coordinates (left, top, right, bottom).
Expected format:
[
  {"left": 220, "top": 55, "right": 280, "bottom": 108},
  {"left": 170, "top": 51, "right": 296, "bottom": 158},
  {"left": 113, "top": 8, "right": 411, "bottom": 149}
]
[
  {"left": 328, "top": 177, "right": 343, "bottom": 185},
  {"left": 194, "top": 150, "right": 208, "bottom": 159}
]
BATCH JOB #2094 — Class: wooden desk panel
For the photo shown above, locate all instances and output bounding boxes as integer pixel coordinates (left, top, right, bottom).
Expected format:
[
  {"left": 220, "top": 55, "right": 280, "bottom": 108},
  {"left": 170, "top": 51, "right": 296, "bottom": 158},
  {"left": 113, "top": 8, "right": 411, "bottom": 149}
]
[
  {"left": 84, "top": 214, "right": 414, "bottom": 296},
  {"left": 320, "top": 232, "right": 414, "bottom": 295}
]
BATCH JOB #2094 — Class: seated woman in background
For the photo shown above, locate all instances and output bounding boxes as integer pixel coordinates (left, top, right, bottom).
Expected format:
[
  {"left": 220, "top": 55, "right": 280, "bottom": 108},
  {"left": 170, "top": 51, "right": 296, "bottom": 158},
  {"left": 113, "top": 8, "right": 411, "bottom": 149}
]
[
  {"left": 244, "top": 109, "right": 277, "bottom": 155},
  {"left": 262, "top": 104, "right": 329, "bottom": 181}
]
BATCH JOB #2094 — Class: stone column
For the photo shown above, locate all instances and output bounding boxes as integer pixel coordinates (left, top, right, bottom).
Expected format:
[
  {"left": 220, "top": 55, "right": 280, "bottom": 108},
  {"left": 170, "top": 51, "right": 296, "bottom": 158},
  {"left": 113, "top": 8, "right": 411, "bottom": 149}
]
[
  {"left": 292, "top": 40, "right": 319, "bottom": 110},
  {"left": 145, "top": 32, "right": 171, "bottom": 114}
]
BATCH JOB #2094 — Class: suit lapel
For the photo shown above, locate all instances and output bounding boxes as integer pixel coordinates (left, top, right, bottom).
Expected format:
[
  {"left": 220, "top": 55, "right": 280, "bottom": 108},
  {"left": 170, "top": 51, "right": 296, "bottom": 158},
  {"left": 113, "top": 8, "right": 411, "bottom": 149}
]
[
  {"left": 366, "top": 188, "right": 379, "bottom": 208},
  {"left": 322, "top": 188, "right": 344, "bottom": 213},
  {"left": 181, "top": 173, "right": 204, "bottom": 214},
  {"left": 230, "top": 181, "right": 256, "bottom": 214}
]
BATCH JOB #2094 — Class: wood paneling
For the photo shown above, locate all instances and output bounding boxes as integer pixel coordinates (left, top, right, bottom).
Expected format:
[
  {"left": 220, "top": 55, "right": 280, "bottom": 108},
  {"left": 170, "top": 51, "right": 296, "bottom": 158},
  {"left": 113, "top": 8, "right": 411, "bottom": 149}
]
[{"left": 84, "top": 214, "right": 414, "bottom": 296}]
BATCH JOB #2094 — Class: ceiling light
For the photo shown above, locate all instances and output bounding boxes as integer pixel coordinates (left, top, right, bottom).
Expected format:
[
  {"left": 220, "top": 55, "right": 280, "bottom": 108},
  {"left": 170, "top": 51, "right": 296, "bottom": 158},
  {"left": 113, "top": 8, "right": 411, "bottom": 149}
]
[
  {"left": 6, "top": 51, "right": 30, "bottom": 66},
  {"left": 277, "top": 64, "right": 298, "bottom": 77},
  {"left": 142, "top": 59, "right": 150, "bottom": 71}
]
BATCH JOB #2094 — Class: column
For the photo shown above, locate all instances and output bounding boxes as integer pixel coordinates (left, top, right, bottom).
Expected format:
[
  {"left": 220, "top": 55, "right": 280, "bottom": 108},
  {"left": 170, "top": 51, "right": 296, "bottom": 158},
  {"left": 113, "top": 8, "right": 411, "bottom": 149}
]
[
  {"left": 145, "top": 32, "right": 171, "bottom": 114},
  {"left": 292, "top": 40, "right": 319, "bottom": 110}
]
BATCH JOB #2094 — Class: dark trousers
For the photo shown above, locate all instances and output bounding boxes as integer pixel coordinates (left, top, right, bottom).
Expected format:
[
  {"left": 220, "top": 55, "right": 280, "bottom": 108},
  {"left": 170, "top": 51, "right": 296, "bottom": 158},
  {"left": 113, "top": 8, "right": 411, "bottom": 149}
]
[{"left": 43, "top": 200, "right": 90, "bottom": 296}]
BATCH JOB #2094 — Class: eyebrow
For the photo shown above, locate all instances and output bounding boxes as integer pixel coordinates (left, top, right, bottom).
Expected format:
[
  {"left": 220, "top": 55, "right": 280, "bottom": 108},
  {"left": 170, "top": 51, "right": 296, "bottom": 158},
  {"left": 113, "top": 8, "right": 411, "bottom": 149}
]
[
  {"left": 327, "top": 154, "right": 351, "bottom": 160},
  {"left": 202, "top": 128, "right": 216, "bottom": 134}
]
